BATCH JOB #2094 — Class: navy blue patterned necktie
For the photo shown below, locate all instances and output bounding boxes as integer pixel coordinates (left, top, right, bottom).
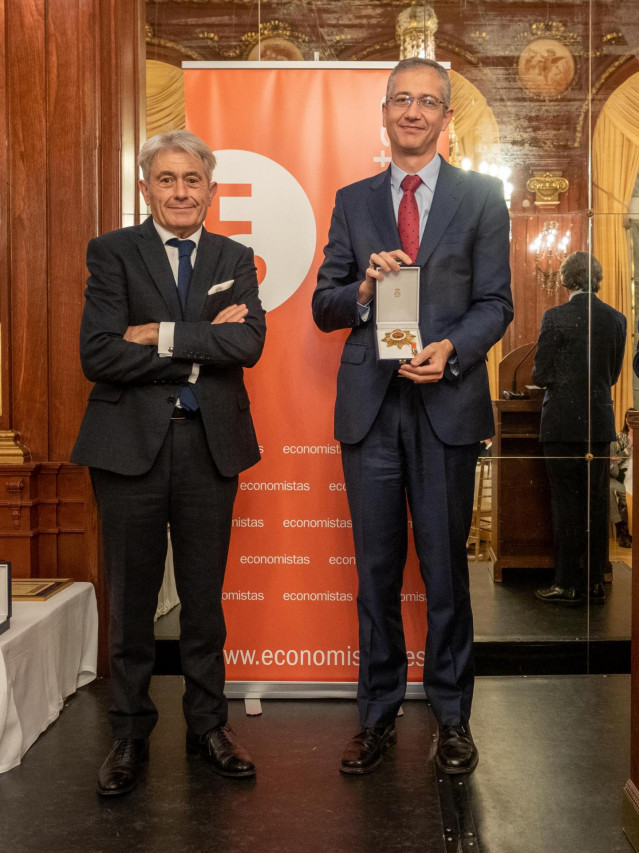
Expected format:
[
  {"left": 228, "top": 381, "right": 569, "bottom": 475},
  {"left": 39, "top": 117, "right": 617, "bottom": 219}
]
[
  {"left": 166, "top": 238, "right": 196, "bottom": 313},
  {"left": 166, "top": 238, "right": 198, "bottom": 411}
]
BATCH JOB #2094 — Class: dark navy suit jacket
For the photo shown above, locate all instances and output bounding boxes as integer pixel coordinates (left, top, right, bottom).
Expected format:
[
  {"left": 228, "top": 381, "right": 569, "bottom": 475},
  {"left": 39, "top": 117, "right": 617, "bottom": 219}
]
[
  {"left": 71, "top": 216, "right": 266, "bottom": 476},
  {"left": 533, "top": 293, "right": 626, "bottom": 443},
  {"left": 312, "top": 158, "right": 513, "bottom": 445}
]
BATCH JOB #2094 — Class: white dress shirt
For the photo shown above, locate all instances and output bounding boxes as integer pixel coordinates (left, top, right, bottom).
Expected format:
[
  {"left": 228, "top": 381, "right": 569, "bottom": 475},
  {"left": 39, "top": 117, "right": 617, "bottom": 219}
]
[{"left": 153, "top": 220, "right": 201, "bottom": 387}]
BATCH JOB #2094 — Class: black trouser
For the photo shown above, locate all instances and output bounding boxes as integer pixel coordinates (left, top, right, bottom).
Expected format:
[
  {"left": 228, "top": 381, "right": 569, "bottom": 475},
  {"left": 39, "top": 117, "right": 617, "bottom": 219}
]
[
  {"left": 91, "top": 415, "right": 238, "bottom": 739},
  {"left": 543, "top": 441, "right": 609, "bottom": 591}
]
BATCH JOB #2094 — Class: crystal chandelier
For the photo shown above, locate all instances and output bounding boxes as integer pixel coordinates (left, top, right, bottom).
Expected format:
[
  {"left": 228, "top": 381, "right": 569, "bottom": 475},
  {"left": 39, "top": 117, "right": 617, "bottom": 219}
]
[
  {"left": 396, "top": 3, "right": 438, "bottom": 60},
  {"left": 530, "top": 221, "right": 571, "bottom": 291}
]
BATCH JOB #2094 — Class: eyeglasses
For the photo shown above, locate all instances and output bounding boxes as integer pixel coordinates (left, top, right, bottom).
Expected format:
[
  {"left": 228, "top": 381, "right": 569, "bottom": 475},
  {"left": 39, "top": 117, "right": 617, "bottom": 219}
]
[{"left": 386, "top": 94, "right": 448, "bottom": 112}]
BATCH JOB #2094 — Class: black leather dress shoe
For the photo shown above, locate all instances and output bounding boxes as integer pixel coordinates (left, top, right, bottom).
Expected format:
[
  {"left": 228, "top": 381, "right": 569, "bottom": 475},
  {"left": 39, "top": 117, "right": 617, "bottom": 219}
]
[
  {"left": 535, "top": 584, "right": 583, "bottom": 606},
  {"left": 96, "top": 738, "right": 149, "bottom": 797},
  {"left": 186, "top": 724, "right": 255, "bottom": 778},
  {"left": 589, "top": 583, "right": 606, "bottom": 605},
  {"left": 340, "top": 724, "right": 397, "bottom": 775},
  {"left": 435, "top": 724, "right": 478, "bottom": 775}
]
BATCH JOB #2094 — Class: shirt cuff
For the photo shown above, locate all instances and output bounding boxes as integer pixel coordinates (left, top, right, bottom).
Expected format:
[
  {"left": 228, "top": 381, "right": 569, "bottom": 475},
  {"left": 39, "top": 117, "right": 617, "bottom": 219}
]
[
  {"left": 447, "top": 353, "right": 460, "bottom": 377},
  {"left": 357, "top": 301, "right": 372, "bottom": 323},
  {"left": 158, "top": 322, "right": 175, "bottom": 357}
]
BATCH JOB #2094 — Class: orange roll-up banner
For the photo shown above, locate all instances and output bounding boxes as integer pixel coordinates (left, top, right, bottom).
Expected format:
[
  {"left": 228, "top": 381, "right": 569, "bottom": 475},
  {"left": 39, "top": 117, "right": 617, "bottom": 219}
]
[{"left": 184, "top": 63, "right": 447, "bottom": 689}]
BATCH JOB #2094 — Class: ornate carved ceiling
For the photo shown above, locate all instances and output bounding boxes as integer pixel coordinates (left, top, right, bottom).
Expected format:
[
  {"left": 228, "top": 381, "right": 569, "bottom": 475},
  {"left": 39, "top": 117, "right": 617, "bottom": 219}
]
[
  {"left": 145, "top": 1, "right": 639, "bottom": 69},
  {"left": 145, "top": 1, "right": 639, "bottom": 157}
]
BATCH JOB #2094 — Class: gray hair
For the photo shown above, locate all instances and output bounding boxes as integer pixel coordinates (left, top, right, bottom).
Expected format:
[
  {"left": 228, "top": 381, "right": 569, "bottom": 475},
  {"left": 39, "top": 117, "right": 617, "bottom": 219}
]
[
  {"left": 138, "top": 130, "right": 216, "bottom": 182},
  {"left": 386, "top": 58, "right": 451, "bottom": 109},
  {"left": 560, "top": 251, "right": 602, "bottom": 293}
]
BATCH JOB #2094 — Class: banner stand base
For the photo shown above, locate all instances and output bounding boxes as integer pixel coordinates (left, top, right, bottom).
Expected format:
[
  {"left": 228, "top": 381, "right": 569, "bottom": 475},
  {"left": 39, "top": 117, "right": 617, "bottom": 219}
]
[{"left": 226, "top": 681, "right": 428, "bottom": 712}]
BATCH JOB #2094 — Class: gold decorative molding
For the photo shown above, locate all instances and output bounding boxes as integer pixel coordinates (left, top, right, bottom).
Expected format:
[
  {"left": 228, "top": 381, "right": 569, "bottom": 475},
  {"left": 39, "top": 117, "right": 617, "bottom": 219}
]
[
  {"left": 349, "top": 37, "right": 480, "bottom": 66},
  {"left": 349, "top": 40, "right": 398, "bottom": 62},
  {"left": 196, "top": 31, "right": 220, "bottom": 47},
  {"left": 526, "top": 170, "right": 569, "bottom": 206},
  {"left": 603, "top": 32, "right": 626, "bottom": 46},
  {"left": 433, "top": 39, "right": 481, "bottom": 67},
  {"left": 0, "top": 431, "right": 31, "bottom": 464},
  {"left": 516, "top": 21, "right": 581, "bottom": 48},
  {"left": 145, "top": 24, "right": 205, "bottom": 60},
  {"left": 218, "top": 46, "right": 244, "bottom": 59},
  {"left": 241, "top": 20, "right": 309, "bottom": 60}
]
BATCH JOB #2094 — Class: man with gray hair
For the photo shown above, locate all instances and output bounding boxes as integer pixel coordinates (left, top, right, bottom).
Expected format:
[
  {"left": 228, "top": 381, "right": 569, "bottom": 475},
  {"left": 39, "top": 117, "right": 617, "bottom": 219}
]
[
  {"left": 533, "top": 251, "right": 625, "bottom": 606},
  {"left": 72, "top": 130, "right": 266, "bottom": 795}
]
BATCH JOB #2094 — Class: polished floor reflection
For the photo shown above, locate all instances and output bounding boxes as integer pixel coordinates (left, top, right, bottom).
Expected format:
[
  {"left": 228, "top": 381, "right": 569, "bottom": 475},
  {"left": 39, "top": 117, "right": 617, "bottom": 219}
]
[
  {"left": 0, "top": 676, "right": 632, "bottom": 853},
  {"left": 156, "top": 549, "right": 633, "bottom": 677}
]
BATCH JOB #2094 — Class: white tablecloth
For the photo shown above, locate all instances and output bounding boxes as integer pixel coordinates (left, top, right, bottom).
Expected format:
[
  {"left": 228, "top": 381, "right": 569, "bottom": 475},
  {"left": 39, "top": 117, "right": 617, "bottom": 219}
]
[{"left": 0, "top": 582, "right": 98, "bottom": 773}]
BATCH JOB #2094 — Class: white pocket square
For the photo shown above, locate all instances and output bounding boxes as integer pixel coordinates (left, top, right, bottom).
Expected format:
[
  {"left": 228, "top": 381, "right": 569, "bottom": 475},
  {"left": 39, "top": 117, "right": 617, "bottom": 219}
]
[{"left": 208, "top": 279, "right": 234, "bottom": 295}]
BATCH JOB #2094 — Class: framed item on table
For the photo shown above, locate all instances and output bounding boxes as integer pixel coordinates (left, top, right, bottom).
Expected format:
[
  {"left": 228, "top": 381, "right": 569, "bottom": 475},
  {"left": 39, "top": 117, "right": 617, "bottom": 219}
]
[{"left": 0, "top": 561, "right": 11, "bottom": 636}]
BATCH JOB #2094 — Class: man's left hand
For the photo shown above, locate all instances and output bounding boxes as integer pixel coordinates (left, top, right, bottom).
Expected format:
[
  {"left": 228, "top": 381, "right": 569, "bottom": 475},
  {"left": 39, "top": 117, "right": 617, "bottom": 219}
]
[
  {"left": 211, "top": 304, "right": 248, "bottom": 324},
  {"left": 398, "top": 339, "right": 454, "bottom": 384}
]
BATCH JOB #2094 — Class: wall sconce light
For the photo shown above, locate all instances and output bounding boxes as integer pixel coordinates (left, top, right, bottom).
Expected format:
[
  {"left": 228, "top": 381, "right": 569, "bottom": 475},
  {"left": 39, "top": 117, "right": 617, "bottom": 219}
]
[
  {"left": 461, "top": 158, "right": 513, "bottom": 207},
  {"left": 530, "top": 221, "right": 571, "bottom": 291}
]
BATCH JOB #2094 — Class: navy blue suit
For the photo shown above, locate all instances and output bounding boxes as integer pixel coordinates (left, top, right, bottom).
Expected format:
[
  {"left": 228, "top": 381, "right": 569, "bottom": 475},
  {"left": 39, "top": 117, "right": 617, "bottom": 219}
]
[{"left": 313, "top": 158, "right": 512, "bottom": 727}]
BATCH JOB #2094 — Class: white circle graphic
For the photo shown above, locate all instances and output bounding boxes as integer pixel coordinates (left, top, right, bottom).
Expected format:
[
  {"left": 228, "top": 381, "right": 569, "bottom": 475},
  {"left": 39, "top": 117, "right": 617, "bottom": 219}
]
[{"left": 212, "top": 150, "right": 316, "bottom": 312}]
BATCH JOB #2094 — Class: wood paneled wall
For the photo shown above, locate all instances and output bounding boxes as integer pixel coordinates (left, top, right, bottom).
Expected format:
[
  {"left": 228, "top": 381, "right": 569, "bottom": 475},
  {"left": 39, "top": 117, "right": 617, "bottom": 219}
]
[{"left": 0, "top": 0, "right": 146, "bottom": 670}]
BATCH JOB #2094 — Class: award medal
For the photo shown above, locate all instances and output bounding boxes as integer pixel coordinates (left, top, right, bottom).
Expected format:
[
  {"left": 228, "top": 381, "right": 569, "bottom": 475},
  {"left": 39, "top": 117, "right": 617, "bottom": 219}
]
[{"left": 383, "top": 328, "right": 417, "bottom": 353}]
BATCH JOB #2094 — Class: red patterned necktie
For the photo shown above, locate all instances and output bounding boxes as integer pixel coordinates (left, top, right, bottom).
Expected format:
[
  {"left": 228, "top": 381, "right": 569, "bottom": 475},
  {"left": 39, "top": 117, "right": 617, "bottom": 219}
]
[{"left": 398, "top": 174, "right": 423, "bottom": 263}]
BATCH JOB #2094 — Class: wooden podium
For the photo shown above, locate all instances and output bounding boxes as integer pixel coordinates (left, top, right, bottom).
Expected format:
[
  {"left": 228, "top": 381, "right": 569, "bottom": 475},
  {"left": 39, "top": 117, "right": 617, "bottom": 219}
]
[{"left": 489, "top": 344, "right": 554, "bottom": 581}]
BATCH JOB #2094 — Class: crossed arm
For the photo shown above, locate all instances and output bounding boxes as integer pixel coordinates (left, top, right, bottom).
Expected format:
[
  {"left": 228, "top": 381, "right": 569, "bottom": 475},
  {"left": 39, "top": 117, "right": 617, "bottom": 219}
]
[{"left": 123, "top": 303, "right": 249, "bottom": 345}]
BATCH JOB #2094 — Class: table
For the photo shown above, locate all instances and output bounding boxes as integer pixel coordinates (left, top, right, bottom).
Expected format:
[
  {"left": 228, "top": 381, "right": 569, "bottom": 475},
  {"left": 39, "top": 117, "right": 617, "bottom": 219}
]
[{"left": 0, "top": 582, "right": 98, "bottom": 773}]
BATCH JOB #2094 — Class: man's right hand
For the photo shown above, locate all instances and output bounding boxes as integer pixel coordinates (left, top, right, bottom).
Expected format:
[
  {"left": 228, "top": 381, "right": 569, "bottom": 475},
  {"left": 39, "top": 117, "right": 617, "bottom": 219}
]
[
  {"left": 123, "top": 323, "right": 160, "bottom": 345},
  {"left": 358, "top": 250, "right": 413, "bottom": 305}
]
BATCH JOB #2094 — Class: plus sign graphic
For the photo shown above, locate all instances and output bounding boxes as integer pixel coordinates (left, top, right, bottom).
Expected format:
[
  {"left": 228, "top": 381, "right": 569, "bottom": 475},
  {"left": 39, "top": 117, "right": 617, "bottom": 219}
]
[{"left": 374, "top": 150, "right": 392, "bottom": 168}]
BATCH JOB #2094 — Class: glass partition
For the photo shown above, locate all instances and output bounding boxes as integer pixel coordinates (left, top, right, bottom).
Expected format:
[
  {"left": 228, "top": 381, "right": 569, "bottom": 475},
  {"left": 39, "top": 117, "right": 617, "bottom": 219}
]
[{"left": 144, "top": 0, "right": 638, "bottom": 677}]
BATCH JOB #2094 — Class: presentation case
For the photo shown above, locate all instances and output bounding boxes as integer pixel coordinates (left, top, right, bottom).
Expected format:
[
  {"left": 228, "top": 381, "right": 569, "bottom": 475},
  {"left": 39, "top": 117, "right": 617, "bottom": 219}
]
[{"left": 374, "top": 266, "right": 422, "bottom": 363}]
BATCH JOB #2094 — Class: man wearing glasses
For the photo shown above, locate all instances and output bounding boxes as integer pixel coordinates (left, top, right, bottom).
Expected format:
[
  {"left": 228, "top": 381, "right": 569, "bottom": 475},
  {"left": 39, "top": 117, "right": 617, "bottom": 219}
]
[{"left": 313, "top": 58, "right": 512, "bottom": 776}]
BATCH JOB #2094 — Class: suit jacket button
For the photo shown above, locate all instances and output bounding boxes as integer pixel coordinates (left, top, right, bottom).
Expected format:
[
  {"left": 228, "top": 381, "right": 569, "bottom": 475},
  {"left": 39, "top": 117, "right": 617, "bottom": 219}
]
[{"left": 167, "top": 396, "right": 177, "bottom": 405}]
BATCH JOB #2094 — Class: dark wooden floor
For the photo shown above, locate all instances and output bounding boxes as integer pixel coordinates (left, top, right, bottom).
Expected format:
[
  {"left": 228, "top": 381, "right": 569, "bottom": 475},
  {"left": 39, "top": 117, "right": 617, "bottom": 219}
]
[
  {"left": 0, "top": 675, "right": 633, "bottom": 853},
  {"left": 3, "top": 548, "right": 632, "bottom": 852}
]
